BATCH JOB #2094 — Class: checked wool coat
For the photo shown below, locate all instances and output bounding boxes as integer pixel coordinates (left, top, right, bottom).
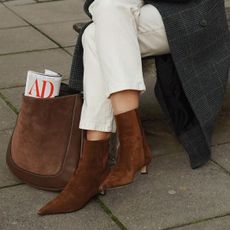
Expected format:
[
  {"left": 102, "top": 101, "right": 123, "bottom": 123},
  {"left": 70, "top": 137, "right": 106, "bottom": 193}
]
[{"left": 68, "top": 0, "right": 230, "bottom": 169}]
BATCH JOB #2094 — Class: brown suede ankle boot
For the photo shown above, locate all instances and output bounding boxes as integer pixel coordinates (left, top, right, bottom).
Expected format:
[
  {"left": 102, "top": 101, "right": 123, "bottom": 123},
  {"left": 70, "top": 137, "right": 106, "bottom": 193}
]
[
  {"left": 37, "top": 130, "right": 110, "bottom": 215},
  {"left": 135, "top": 108, "right": 153, "bottom": 170},
  {"left": 99, "top": 108, "right": 152, "bottom": 192}
]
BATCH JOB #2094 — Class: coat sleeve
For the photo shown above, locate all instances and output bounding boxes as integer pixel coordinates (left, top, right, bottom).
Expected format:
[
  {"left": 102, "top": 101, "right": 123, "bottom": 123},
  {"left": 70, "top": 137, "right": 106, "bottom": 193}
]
[{"left": 84, "top": 0, "right": 94, "bottom": 19}]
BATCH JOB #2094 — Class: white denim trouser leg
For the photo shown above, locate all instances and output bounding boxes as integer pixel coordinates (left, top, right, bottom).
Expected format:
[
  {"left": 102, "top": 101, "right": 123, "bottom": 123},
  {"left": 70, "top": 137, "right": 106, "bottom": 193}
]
[{"left": 79, "top": 0, "right": 170, "bottom": 133}]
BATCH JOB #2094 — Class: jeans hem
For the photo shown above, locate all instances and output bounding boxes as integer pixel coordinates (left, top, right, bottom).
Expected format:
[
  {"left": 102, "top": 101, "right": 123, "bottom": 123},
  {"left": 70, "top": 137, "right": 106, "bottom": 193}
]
[
  {"left": 79, "top": 120, "right": 117, "bottom": 133},
  {"left": 106, "top": 82, "right": 146, "bottom": 98}
]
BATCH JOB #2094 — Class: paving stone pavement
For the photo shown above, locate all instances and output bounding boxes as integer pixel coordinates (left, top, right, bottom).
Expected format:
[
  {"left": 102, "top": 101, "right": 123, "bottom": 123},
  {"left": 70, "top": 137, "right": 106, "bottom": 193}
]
[{"left": 0, "top": 0, "right": 230, "bottom": 229}]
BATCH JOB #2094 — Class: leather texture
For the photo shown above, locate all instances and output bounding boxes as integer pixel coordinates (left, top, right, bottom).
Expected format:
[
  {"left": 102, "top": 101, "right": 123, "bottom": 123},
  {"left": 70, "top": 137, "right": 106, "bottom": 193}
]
[
  {"left": 37, "top": 129, "right": 110, "bottom": 215},
  {"left": 6, "top": 84, "right": 83, "bottom": 191}
]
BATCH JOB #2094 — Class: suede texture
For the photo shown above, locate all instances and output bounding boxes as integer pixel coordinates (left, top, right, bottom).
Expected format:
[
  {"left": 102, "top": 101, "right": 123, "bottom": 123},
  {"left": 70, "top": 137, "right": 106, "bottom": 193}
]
[
  {"left": 37, "top": 130, "right": 110, "bottom": 215},
  {"left": 99, "top": 108, "right": 152, "bottom": 191},
  {"left": 7, "top": 92, "right": 83, "bottom": 191},
  {"left": 11, "top": 94, "right": 74, "bottom": 174}
]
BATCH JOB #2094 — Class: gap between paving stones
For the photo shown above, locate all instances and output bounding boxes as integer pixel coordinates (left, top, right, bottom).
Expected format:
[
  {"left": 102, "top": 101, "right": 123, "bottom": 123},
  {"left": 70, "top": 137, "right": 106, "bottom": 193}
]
[
  {"left": 2, "top": 1, "right": 89, "bottom": 26},
  {"left": 0, "top": 24, "right": 30, "bottom": 30},
  {"left": 6, "top": 17, "right": 87, "bottom": 28},
  {"left": 0, "top": 48, "right": 71, "bottom": 91},
  {"left": 1, "top": 95, "right": 229, "bottom": 230},
  {"left": 0, "top": 182, "right": 128, "bottom": 229},
  {"left": 0, "top": 91, "right": 19, "bottom": 114},
  {"left": 0, "top": 19, "right": 86, "bottom": 30},
  {"left": 0, "top": 175, "right": 126, "bottom": 229},
  {"left": 0, "top": 83, "right": 36, "bottom": 90},
  {"left": 1, "top": 3, "right": 229, "bottom": 228},
  {"left": 1, "top": 0, "right": 65, "bottom": 3},
  {"left": 2, "top": 85, "right": 230, "bottom": 169},
  {"left": 161, "top": 213, "right": 230, "bottom": 230},
  {"left": 22, "top": 19, "right": 87, "bottom": 27},
  {"left": 0, "top": 86, "right": 128, "bottom": 229},
  {"left": 211, "top": 158, "right": 230, "bottom": 176},
  {"left": 0, "top": 46, "right": 74, "bottom": 57},
  {"left": 1, "top": 84, "right": 230, "bottom": 163},
  {"left": 1, "top": 3, "right": 72, "bottom": 57},
  {"left": 0, "top": 75, "right": 70, "bottom": 90},
  {"left": 2, "top": 86, "right": 230, "bottom": 197},
  {"left": 0, "top": 151, "right": 229, "bottom": 230},
  {"left": 2, "top": 2, "right": 37, "bottom": 7},
  {"left": 32, "top": 0, "right": 64, "bottom": 3},
  {"left": 96, "top": 157, "right": 230, "bottom": 230},
  {"left": 0, "top": 92, "right": 127, "bottom": 230},
  {"left": 97, "top": 198, "right": 128, "bottom": 230},
  {"left": 34, "top": 0, "right": 66, "bottom": 3},
  {"left": 0, "top": 182, "right": 24, "bottom": 190}
]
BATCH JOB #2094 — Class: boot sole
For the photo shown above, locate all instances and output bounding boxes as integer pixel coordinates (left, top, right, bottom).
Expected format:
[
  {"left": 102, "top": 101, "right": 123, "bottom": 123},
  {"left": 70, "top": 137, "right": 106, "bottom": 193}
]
[{"left": 98, "top": 163, "right": 151, "bottom": 194}]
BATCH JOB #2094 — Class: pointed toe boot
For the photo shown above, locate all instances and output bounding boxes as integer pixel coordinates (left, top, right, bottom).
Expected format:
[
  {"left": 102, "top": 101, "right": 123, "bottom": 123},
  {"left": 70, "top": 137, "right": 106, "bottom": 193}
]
[
  {"left": 37, "top": 130, "right": 110, "bottom": 216},
  {"left": 99, "top": 108, "right": 152, "bottom": 192}
]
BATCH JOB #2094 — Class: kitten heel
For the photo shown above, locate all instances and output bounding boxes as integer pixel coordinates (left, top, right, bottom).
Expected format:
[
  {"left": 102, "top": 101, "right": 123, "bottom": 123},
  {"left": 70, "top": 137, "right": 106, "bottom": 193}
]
[
  {"left": 140, "top": 165, "right": 148, "bottom": 174},
  {"left": 98, "top": 189, "right": 106, "bottom": 196}
]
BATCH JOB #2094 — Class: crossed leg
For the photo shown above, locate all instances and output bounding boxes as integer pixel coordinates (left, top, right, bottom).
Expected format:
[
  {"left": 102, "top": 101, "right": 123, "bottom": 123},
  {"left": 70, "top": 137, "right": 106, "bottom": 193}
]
[{"left": 79, "top": 0, "right": 170, "bottom": 139}]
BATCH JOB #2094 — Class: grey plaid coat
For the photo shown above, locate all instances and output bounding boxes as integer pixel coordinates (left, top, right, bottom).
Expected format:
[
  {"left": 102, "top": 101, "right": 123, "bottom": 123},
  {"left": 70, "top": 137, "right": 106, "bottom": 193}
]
[{"left": 68, "top": 0, "right": 230, "bottom": 169}]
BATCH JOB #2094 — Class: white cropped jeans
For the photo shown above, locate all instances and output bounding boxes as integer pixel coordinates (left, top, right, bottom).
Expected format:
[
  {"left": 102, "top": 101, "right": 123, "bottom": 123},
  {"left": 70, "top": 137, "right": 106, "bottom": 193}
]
[{"left": 79, "top": 0, "right": 170, "bottom": 133}]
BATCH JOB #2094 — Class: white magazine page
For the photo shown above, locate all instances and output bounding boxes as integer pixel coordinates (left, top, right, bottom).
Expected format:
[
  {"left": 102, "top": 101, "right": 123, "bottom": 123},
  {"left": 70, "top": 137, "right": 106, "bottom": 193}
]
[{"left": 24, "top": 70, "right": 63, "bottom": 98}]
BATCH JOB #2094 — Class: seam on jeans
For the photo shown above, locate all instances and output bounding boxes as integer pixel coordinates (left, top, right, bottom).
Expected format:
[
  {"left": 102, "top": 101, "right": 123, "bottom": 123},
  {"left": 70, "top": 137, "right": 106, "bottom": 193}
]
[
  {"left": 79, "top": 126, "right": 114, "bottom": 132},
  {"left": 107, "top": 84, "right": 146, "bottom": 97},
  {"left": 105, "top": 99, "right": 108, "bottom": 129},
  {"left": 107, "top": 100, "right": 114, "bottom": 127},
  {"left": 79, "top": 121, "right": 115, "bottom": 131}
]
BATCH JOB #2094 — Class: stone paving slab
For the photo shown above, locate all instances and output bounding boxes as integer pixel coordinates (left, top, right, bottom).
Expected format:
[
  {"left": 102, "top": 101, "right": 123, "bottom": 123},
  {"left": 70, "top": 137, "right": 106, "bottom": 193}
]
[
  {"left": 0, "top": 97, "right": 17, "bottom": 131},
  {"left": 140, "top": 87, "right": 230, "bottom": 149},
  {"left": 0, "top": 87, "right": 24, "bottom": 111},
  {"left": 173, "top": 215, "right": 230, "bottom": 230},
  {"left": 141, "top": 87, "right": 230, "bottom": 158},
  {"left": 0, "top": 26, "right": 57, "bottom": 55},
  {"left": 0, "top": 79, "right": 70, "bottom": 111},
  {"left": 0, "top": 49, "right": 71, "bottom": 88},
  {"left": 0, "top": 68, "right": 227, "bottom": 161},
  {"left": 143, "top": 120, "right": 184, "bottom": 157},
  {"left": 37, "top": 21, "right": 78, "bottom": 47},
  {"left": 228, "top": 71, "right": 230, "bottom": 84},
  {"left": 212, "top": 143, "right": 230, "bottom": 172},
  {"left": 221, "top": 86, "right": 230, "bottom": 113},
  {"left": 100, "top": 152, "right": 230, "bottom": 230},
  {"left": 64, "top": 46, "right": 75, "bottom": 55},
  {"left": 0, "top": 185, "right": 119, "bottom": 230},
  {"left": 0, "top": 129, "right": 21, "bottom": 188},
  {"left": 140, "top": 59, "right": 161, "bottom": 120},
  {"left": 212, "top": 114, "right": 230, "bottom": 145},
  {"left": 211, "top": 88, "right": 230, "bottom": 145},
  {"left": 1, "top": 85, "right": 183, "bottom": 180},
  {"left": 0, "top": 1, "right": 229, "bottom": 230},
  {"left": 0, "top": 4, "right": 28, "bottom": 28},
  {"left": 225, "top": 0, "right": 230, "bottom": 8},
  {"left": 6, "top": 0, "right": 89, "bottom": 25},
  {"left": 3, "top": 0, "right": 36, "bottom": 7}
]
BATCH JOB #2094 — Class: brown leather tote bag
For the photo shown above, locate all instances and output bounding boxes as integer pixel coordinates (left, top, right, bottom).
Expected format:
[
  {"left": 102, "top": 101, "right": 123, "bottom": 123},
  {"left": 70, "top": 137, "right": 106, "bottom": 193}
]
[{"left": 6, "top": 83, "right": 83, "bottom": 191}]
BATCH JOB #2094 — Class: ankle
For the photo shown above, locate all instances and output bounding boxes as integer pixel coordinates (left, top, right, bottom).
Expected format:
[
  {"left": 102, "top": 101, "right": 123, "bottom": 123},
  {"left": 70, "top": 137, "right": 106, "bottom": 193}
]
[
  {"left": 113, "top": 106, "right": 139, "bottom": 116},
  {"left": 86, "top": 130, "right": 111, "bottom": 141}
]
